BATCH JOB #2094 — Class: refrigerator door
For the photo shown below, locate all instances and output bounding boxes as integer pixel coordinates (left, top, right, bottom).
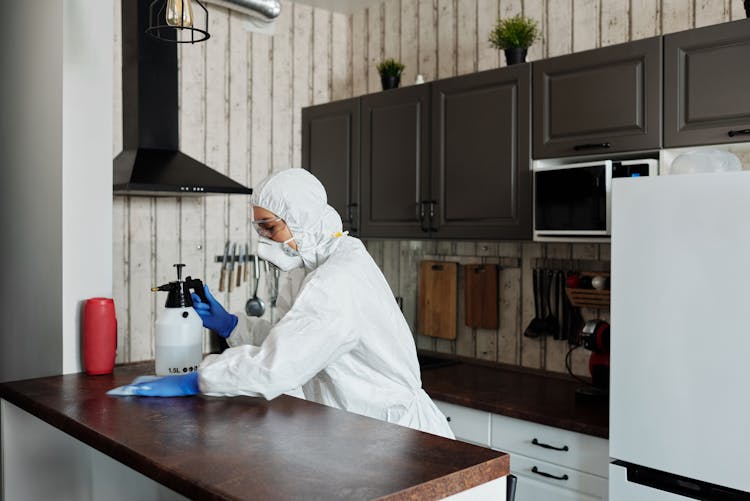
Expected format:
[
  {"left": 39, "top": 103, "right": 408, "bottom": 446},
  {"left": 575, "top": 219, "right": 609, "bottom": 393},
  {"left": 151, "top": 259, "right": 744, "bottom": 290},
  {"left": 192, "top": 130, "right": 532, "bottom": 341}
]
[
  {"left": 610, "top": 463, "right": 690, "bottom": 501},
  {"left": 611, "top": 172, "right": 750, "bottom": 493}
]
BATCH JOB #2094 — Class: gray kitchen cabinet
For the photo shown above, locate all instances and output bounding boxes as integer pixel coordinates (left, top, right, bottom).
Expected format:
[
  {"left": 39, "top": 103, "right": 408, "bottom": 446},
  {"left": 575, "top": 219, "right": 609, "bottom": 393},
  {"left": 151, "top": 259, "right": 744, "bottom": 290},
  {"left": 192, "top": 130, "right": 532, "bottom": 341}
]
[
  {"left": 431, "top": 65, "right": 531, "bottom": 240},
  {"left": 533, "top": 36, "right": 662, "bottom": 159},
  {"left": 301, "top": 97, "right": 360, "bottom": 235},
  {"left": 664, "top": 18, "right": 750, "bottom": 148},
  {"left": 360, "top": 85, "right": 431, "bottom": 238}
]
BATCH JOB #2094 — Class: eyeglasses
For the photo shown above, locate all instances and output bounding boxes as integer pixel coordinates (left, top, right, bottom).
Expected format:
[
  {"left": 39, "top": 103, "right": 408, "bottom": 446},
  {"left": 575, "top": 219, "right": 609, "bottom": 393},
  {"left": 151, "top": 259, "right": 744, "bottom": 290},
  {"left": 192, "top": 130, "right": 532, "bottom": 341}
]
[{"left": 251, "top": 217, "right": 284, "bottom": 238}]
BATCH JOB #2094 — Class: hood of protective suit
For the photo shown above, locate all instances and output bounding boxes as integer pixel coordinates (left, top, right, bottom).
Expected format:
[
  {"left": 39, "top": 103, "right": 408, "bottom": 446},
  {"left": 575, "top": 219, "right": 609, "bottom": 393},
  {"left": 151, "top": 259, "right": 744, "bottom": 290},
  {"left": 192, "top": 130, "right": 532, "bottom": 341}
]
[{"left": 251, "top": 169, "right": 343, "bottom": 271}]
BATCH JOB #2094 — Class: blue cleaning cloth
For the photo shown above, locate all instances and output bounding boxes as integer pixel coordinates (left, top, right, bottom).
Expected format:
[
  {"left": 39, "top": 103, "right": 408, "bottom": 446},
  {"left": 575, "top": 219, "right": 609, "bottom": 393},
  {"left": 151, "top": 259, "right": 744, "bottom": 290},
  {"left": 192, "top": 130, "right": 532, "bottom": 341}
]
[{"left": 106, "top": 375, "right": 162, "bottom": 396}]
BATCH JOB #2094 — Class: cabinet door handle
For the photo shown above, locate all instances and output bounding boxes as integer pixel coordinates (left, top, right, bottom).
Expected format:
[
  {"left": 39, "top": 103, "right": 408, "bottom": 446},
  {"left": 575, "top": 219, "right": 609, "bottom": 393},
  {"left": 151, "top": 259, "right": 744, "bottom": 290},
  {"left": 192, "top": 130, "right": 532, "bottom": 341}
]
[
  {"left": 417, "top": 202, "right": 429, "bottom": 232},
  {"left": 427, "top": 200, "right": 439, "bottom": 232},
  {"left": 573, "top": 142, "right": 611, "bottom": 151},
  {"left": 346, "top": 203, "right": 358, "bottom": 234},
  {"left": 728, "top": 129, "right": 750, "bottom": 137},
  {"left": 532, "top": 438, "right": 569, "bottom": 451},
  {"left": 531, "top": 466, "right": 569, "bottom": 481},
  {"left": 346, "top": 203, "right": 358, "bottom": 222}
]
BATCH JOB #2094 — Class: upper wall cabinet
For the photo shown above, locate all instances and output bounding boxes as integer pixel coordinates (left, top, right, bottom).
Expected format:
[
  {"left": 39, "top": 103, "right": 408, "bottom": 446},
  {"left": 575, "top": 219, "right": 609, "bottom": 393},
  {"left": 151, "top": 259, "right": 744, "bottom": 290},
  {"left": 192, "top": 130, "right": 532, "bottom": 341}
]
[
  {"left": 302, "top": 97, "right": 360, "bottom": 235},
  {"left": 360, "top": 85, "right": 431, "bottom": 239},
  {"left": 664, "top": 19, "right": 750, "bottom": 148},
  {"left": 358, "top": 66, "right": 532, "bottom": 240},
  {"left": 430, "top": 65, "right": 531, "bottom": 240},
  {"left": 533, "top": 37, "right": 662, "bottom": 159}
]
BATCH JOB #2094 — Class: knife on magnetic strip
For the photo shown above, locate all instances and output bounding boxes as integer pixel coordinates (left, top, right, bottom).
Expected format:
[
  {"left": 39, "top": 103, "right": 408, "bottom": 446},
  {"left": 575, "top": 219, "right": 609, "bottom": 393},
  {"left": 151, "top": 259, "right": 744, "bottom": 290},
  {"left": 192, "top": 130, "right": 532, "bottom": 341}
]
[{"left": 218, "top": 241, "right": 230, "bottom": 292}]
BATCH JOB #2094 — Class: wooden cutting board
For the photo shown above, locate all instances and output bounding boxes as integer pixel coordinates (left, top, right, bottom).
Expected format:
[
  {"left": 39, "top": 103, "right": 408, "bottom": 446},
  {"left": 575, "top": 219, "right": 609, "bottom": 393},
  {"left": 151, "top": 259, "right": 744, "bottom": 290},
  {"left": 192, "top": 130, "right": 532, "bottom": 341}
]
[
  {"left": 464, "top": 264, "right": 499, "bottom": 329},
  {"left": 418, "top": 261, "right": 458, "bottom": 340}
]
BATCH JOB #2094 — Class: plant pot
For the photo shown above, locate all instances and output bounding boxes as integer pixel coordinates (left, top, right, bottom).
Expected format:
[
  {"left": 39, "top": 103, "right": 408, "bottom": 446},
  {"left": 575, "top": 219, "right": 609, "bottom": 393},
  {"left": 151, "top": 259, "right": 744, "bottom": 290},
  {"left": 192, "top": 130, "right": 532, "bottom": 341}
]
[
  {"left": 380, "top": 75, "right": 401, "bottom": 91},
  {"left": 504, "top": 47, "right": 528, "bottom": 66}
]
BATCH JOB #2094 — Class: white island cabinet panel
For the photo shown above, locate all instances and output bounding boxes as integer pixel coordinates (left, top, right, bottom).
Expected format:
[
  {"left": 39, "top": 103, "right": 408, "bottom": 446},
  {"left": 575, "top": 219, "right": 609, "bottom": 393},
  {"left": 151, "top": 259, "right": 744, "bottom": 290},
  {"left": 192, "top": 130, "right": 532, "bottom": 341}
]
[{"left": 1, "top": 400, "right": 186, "bottom": 501}]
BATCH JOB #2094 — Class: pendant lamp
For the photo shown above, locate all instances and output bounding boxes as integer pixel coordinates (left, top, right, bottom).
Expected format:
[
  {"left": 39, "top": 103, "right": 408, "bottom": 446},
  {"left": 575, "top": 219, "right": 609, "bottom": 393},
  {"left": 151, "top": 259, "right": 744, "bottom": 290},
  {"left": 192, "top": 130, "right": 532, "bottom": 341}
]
[{"left": 146, "top": 0, "right": 210, "bottom": 43}]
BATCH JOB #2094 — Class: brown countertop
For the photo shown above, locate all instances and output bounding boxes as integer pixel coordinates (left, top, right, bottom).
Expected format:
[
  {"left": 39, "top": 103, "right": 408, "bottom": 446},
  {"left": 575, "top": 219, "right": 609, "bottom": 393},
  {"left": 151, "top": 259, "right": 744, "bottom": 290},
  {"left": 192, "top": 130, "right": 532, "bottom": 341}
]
[
  {"left": 0, "top": 362, "right": 509, "bottom": 501},
  {"left": 419, "top": 352, "right": 609, "bottom": 439}
]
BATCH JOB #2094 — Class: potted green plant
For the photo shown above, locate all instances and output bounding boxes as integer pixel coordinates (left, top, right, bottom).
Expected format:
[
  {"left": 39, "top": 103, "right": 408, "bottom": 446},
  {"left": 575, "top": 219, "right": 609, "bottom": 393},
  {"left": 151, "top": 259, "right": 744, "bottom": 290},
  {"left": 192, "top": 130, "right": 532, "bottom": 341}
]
[
  {"left": 376, "top": 58, "right": 405, "bottom": 90},
  {"left": 488, "top": 14, "right": 539, "bottom": 65}
]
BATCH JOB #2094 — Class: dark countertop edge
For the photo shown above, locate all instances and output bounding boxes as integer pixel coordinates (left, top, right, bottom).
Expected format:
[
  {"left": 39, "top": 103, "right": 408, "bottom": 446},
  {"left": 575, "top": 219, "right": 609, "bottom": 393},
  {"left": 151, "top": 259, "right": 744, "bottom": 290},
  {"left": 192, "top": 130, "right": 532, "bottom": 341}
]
[
  {"left": 417, "top": 350, "right": 609, "bottom": 440},
  {"left": 0, "top": 385, "right": 238, "bottom": 500},
  {"left": 428, "top": 390, "right": 608, "bottom": 439},
  {"left": 379, "top": 454, "right": 510, "bottom": 501},
  {"left": 0, "top": 378, "right": 510, "bottom": 500}
]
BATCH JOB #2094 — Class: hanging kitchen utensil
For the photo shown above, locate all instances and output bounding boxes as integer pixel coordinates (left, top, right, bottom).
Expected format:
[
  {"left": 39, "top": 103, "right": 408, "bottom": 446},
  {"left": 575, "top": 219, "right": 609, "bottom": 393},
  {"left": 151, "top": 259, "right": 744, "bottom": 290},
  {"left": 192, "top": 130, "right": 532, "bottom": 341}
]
[
  {"left": 538, "top": 269, "right": 559, "bottom": 338},
  {"left": 235, "top": 244, "right": 242, "bottom": 289},
  {"left": 245, "top": 254, "right": 266, "bottom": 317},
  {"left": 270, "top": 266, "right": 280, "bottom": 308},
  {"left": 243, "top": 243, "right": 250, "bottom": 284},
  {"left": 523, "top": 268, "right": 548, "bottom": 338},
  {"left": 551, "top": 270, "right": 563, "bottom": 340},
  {"left": 539, "top": 268, "right": 557, "bottom": 336},
  {"left": 232, "top": 244, "right": 242, "bottom": 289},
  {"left": 464, "top": 264, "right": 499, "bottom": 329},
  {"left": 543, "top": 269, "right": 560, "bottom": 338},
  {"left": 418, "top": 261, "right": 458, "bottom": 340},
  {"left": 559, "top": 271, "right": 569, "bottom": 341},
  {"left": 228, "top": 242, "right": 237, "bottom": 292},
  {"left": 218, "top": 241, "right": 230, "bottom": 292}
]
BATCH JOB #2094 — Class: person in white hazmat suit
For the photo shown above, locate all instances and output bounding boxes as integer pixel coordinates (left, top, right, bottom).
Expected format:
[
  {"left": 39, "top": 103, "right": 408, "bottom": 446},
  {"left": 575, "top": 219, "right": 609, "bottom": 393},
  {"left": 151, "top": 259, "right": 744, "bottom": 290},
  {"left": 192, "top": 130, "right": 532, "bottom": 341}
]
[{"left": 129, "top": 168, "right": 454, "bottom": 440}]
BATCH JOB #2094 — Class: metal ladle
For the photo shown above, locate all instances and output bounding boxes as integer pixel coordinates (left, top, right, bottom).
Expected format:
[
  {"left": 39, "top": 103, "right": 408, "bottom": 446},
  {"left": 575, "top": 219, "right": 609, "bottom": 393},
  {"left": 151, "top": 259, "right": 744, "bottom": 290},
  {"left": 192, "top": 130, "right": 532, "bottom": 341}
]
[{"left": 245, "top": 254, "right": 265, "bottom": 317}]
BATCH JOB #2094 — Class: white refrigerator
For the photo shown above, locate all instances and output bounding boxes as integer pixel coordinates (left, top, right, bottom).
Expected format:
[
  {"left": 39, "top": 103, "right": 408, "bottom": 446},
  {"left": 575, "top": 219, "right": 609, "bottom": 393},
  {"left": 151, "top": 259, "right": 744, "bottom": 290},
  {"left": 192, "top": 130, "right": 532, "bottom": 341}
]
[{"left": 610, "top": 172, "right": 750, "bottom": 500}]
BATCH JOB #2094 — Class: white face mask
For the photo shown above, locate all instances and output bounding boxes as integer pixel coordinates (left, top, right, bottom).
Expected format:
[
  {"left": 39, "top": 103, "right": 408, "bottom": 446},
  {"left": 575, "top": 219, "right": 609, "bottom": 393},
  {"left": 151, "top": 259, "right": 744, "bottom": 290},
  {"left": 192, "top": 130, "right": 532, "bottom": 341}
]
[{"left": 257, "top": 236, "right": 303, "bottom": 271}]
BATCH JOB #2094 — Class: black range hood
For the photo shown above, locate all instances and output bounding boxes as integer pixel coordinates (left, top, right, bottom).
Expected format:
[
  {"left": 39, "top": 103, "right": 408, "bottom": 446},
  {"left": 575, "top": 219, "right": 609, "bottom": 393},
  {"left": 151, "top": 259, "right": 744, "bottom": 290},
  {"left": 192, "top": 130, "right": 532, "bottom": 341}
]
[{"left": 114, "top": 0, "right": 252, "bottom": 197}]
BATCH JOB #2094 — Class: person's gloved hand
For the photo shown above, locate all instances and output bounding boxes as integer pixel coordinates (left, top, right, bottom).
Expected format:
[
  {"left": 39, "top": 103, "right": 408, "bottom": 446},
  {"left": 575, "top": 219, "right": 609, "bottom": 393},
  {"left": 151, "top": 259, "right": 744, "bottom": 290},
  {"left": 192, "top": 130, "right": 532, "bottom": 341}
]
[
  {"left": 131, "top": 372, "right": 200, "bottom": 397},
  {"left": 191, "top": 285, "right": 238, "bottom": 338}
]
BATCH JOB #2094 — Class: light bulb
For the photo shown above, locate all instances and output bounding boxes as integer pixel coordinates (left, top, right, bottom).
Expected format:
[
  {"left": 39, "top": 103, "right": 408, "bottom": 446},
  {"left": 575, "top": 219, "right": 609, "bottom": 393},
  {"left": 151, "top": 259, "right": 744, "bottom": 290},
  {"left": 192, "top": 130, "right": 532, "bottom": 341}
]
[{"left": 166, "top": 0, "right": 194, "bottom": 28}]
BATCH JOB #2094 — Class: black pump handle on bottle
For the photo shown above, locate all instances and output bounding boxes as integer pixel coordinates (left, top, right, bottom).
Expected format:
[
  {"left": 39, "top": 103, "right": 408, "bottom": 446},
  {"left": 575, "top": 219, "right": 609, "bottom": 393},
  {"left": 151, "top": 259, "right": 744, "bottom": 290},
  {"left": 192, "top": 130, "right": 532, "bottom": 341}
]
[{"left": 184, "top": 276, "right": 208, "bottom": 307}]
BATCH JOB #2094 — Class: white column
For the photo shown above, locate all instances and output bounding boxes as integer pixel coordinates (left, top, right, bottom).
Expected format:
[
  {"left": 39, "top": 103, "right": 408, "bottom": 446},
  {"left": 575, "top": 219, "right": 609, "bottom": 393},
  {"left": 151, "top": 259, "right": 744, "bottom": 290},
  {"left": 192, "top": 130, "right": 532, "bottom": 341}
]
[
  {"left": 0, "top": 0, "right": 113, "bottom": 381},
  {"left": 61, "top": 0, "right": 114, "bottom": 374}
]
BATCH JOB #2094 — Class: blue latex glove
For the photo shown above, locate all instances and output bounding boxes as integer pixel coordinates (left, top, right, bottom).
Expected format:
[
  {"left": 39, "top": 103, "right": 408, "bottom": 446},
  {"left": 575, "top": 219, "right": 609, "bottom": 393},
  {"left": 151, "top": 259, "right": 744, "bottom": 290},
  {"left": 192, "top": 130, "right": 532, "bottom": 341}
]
[
  {"left": 131, "top": 372, "right": 200, "bottom": 397},
  {"left": 191, "top": 285, "right": 238, "bottom": 339}
]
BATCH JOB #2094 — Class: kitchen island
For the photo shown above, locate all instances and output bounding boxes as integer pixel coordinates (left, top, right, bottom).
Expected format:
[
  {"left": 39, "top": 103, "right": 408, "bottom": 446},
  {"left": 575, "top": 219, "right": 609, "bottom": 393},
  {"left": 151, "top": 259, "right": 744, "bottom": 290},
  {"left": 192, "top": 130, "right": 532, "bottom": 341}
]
[{"left": 0, "top": 362, "right": 509, "bottom": 500}]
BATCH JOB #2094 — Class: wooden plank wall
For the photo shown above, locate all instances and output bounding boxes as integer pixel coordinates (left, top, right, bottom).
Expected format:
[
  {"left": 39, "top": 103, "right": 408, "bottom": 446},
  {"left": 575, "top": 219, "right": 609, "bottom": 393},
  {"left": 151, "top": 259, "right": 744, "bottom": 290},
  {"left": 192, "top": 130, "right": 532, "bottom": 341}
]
[
  {"left": 112, "top": 0, "right": 350, "bottom": 363},
  {"left": 354, "top": 0, "right": 745, "bottom": 377},
  {"left": 112, "top": 0, "right": 745, "bottom": 376}
]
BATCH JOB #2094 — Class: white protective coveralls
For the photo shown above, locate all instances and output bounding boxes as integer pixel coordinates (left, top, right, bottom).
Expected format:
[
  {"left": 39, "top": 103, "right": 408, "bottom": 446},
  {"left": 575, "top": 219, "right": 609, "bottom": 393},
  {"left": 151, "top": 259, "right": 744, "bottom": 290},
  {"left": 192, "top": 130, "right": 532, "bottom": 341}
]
[{"left": 198, "top": 169, "right": 454, "bottom": 439}]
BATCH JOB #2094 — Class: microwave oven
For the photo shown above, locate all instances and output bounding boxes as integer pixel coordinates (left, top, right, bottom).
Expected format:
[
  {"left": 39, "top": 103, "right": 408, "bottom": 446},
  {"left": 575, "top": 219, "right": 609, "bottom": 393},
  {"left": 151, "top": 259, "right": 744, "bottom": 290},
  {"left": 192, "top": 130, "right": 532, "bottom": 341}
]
[{"left": 533, "top": 159, "right": 658, "bottom": 240}]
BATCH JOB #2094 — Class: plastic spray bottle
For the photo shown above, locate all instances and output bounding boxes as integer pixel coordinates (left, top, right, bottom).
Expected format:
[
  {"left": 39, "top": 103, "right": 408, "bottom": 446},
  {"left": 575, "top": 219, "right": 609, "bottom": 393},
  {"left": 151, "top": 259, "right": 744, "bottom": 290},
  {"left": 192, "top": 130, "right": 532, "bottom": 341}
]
[{"left": 151, "top": 264, "right": 207, "bottom": 376}]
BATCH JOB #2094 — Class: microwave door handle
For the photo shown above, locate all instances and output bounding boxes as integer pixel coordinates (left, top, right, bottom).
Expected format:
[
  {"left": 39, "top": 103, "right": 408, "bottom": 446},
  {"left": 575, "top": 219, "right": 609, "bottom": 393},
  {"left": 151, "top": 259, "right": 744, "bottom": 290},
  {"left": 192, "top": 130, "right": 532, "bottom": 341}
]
[{"left": 573, "top": 142, "right": 611, "bottom": 151}]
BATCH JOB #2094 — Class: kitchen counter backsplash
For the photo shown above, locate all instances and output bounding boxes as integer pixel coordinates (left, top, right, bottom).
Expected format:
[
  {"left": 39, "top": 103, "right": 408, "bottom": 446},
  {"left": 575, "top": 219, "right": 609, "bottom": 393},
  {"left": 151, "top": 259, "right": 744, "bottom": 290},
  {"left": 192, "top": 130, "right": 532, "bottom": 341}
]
[{"left": 364, "top": 239, "right": 610, "bottom": 378}]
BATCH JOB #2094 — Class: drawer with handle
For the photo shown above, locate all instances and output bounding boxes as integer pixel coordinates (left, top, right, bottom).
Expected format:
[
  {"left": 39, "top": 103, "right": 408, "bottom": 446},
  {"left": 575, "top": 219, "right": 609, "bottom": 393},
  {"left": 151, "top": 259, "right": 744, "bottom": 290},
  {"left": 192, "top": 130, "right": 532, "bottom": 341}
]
[
  {"left": 491, "top": 413, "right": 609, "bottom": 477},
  {"left": 511, "top": 452, "right": 608, "bottom": 500},
  {"left": 434, "top": 400, "right": 491, "bottom": 447}
]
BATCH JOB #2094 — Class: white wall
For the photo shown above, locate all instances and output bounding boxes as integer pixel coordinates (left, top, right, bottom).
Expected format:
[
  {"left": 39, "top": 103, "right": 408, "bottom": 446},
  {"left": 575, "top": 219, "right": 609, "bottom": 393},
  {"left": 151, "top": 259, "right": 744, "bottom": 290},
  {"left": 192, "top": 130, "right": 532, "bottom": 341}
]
[{"left": 0, "top": 0, "right": 113, "bottom": 382}]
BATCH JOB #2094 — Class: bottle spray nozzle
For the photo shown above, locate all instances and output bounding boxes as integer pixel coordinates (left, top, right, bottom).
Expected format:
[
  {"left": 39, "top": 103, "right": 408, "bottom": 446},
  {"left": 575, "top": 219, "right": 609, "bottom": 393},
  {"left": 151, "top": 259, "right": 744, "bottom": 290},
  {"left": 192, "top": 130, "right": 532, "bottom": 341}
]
[{"left": 150, "top": 264, "right": 205, "bottom": 308}]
